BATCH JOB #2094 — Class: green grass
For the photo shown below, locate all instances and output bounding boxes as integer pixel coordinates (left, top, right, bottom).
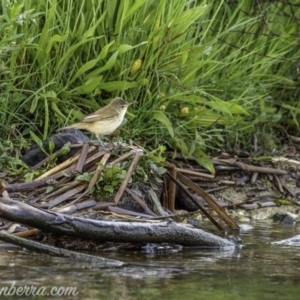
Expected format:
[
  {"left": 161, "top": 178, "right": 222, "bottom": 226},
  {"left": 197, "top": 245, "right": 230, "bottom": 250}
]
[{"left": 0, "top": 0, "right": 299, "bottom": 172}]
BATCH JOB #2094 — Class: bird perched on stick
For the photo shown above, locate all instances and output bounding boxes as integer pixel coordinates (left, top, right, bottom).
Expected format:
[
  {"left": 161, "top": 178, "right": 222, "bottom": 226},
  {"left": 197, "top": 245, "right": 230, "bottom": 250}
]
[{"left": 58, "top": 97, "right": 133, "bottom": 147}]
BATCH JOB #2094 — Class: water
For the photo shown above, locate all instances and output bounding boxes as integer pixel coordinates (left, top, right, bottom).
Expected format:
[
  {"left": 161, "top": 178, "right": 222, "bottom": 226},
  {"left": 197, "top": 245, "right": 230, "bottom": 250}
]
[{"left": 0, "top": 220, "right": 299, "bottom": 300}]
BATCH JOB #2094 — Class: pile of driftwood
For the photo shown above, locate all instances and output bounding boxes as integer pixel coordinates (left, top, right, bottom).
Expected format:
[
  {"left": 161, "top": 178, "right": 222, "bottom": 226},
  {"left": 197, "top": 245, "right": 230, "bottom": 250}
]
[
  {"left": 0, "top": 141, "right": 240, "bottom": 257},
  {"left": 0, "top": 139, "right": 298, "bottom": 262}
]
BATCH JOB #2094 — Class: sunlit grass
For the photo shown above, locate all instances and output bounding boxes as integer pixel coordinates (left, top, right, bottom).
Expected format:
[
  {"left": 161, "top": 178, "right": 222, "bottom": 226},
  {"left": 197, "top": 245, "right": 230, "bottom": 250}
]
[{"left": 0, "top": 0, "right": 299, "bottom": 171}]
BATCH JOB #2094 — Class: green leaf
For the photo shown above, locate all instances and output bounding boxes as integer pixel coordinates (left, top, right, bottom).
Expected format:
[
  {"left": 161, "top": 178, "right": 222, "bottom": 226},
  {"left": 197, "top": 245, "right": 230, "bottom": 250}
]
[
  {"left": 193, "top": 148, "right": 215, "bottom": 175},
  {"left": 48, "top": 138, "right": 55, "bottom": 154},
  {"left": 208, "top": 100, "right": 250, "bottom": 116},
  {"left": 29, "top": 131, "right": 48, "bottom": 155},
  {"left": 45, "top": 29, "right": 70, "bottom": 54},
  {"left": 59, "top": 142, "right": 71, "bottom": 155},
  {"left": 81, "top": 11, "right": 107, "bottom": 39},
  {"left": 104, "top": 185, "right": 114, "bottom": 193},
  {"left": 30, "top": 95, "right": 40, "bottom": 114},
  {"left": 24, "top": 172, "right": 34, "bottom": 182},
  {"left": 97, "top": 81, "right": 139, "bottom": 92},
  {"left": 76, "top": 76, "right": 103, "bottom": 94},
  {"left": 153, "top": 111, "right": 174, "bottom": 138},
  {"left": 76, "top": 172, "right": 93, "bottom": 181}
]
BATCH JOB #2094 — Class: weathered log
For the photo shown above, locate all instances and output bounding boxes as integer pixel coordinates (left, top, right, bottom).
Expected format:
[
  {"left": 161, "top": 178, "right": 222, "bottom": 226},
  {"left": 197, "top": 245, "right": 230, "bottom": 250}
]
[
  {"left": 0, "top": 231, "right": 123, "bottom": 266},
  {"left": 0, "top": 198, "right": 236, "bottom": 248}
]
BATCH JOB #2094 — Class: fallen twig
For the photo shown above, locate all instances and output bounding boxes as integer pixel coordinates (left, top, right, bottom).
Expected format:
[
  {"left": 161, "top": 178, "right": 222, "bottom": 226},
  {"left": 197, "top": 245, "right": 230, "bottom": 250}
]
[{"left": 115, "top": 151, "right": 143, "bottom": 204}]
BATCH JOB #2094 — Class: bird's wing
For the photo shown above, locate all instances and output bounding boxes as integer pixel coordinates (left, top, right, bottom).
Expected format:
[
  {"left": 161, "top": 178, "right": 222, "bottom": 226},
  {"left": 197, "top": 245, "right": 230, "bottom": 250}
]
[{"left": 80, "top": 113, "right": 114, "bottom": 123}]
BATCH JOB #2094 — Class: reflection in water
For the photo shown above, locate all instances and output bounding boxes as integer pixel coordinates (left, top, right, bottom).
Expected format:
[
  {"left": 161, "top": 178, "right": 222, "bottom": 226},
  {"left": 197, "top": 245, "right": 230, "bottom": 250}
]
[{"left": 0, "top": 220, "right": 299, "bottom": 299}]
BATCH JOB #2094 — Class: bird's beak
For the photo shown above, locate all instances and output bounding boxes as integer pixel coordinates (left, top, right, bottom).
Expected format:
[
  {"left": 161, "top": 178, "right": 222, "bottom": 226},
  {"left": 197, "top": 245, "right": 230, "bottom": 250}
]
[{"left": 127, "top": 102, "right": 135, "bottom": 107}]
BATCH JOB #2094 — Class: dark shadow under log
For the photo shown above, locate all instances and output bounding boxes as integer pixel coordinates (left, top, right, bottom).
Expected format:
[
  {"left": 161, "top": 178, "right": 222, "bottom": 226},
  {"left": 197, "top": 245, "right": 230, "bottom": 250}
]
[{"left": 0, "top": 198, "right": 236, "bottom": 248}]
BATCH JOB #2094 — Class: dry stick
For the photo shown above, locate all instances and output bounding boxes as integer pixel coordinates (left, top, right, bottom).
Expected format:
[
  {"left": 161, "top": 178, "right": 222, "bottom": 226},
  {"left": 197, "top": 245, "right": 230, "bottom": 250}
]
[
  {"left": 35, "top": 146, "right": 97, "bottom": 181},
  {"left": 218, "top": 180, "right": 236, "bottom": 185},
  {"left": 206, "top": 186, "right": 228, "bottom": 193},
  {"left": 234, "top": 161, "right": 287, "bottom": 175},
  {"left": 222, "top": 199, "right": 259, "bottom": 209},
  {"left": 251, "top": 172, "right": 259, "bottom": 184},
  {"left": 162, "top": 176, "right": 169, "bottom": 208},
  {"left": 55, "top": 199, "right": 97, "bottom": 214},
  {"left": 177, "top": 172, "right": 240, "bottom": 230},
  {"left": 87, "top": 152, "right": 111, "bottom": 192},
  {"left": 109, "top": 151, "right": 133, "bottom": 165},
  {"left": 273, "top": 174, "right": 284, "bottom": 194},
  {"left": 281, "top": 182, "right": 296, "bottom": 198},
  {"left": 14, "top": 229, "right": 40, "bottom": 238},
  {"left": 70, "top": 152, "right": 111, "bottom": 204},
  {"left": 115, "top": 152, "right": 143, "bottom": 204},
  {"left": 5, "top": 179, "right": 48, "bottom": 192},
  {"left": 9, "top": 146, "right": 78, "bottom": 184},
  {"left": 125, "top": 187, "right": 157, "bottom": 217},
  {"left": 149, "top": 188, "right": 169, "bottom": 216},
  {"left": 167, "top": 172, "right": 225, "bottom": 232},
  {"left": 75, "top": 142, "right": 90, "bottom": 173},
  {"left": 215, "top": 158, "right": 287, "bottom": 175},
  {"left": 93, "top": 202, "right": 116, "bottom": 211},
  {"left": 166, "top": 165, "right": 177, "bottom": 213},
  {"left": 175, "top": 167, "right": 215, "bottom": 179},
  {"left": 43, "top": 180, "right": 83, "bottom": 200},
  {"left": 48, "top": 183, "right": 89, "bottom": 208},
  {"left": 46, "top": 150, "right": 107, "bottom": 182},
  {"left": 109, "top": 206, "right": 154, "bottom": 218},
  {"left": 0, "top": 181, "right": 6, "bottom": 195}
]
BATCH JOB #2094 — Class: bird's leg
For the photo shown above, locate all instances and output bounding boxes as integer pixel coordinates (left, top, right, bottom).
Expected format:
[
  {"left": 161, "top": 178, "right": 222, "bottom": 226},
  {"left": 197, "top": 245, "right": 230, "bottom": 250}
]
[
  {"left": 107, "top": 134, "right": 115, "bottom": 149},
  {"left": 96, "top": 135, "right": 106, "bottom": 148}
]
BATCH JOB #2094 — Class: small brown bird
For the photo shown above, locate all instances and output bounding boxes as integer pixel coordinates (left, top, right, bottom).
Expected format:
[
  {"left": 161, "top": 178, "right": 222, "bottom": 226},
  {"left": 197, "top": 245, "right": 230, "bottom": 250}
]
[{"left": 58, "top": 97, "right": 133, "bottom": 146}]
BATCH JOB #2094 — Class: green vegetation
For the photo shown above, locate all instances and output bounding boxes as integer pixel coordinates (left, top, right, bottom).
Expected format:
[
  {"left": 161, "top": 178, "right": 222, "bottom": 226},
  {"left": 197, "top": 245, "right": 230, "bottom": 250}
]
[{"left": 0, "top": 0, "right": 299, "bottom": 172}]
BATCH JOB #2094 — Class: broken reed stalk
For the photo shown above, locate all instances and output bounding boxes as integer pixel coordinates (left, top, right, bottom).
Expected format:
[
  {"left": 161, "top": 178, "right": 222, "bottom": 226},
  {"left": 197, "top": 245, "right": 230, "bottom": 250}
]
[
  {"left": 47, "top": 183, "right": 89, "bottom": 208},
  {"left": 75, "top": 142, "right": 90, "bottom": 173},
  {"left": 8, "top": 145, "right": 81, "bottom": 184},
  {"left": 125, "top": 187, "right": 157, "bottom": 217},
  {"left": 115, "top": 152, "right": 143, "bottom": 204},
  {"left": 43, "top": 180, "right": 83, "bottom": 200},
  {"left": 175, "top": 168, "right": 215, "bottom": 179},
  {"left": 86, "top": 152, "right": 111, "bottom": 194},
  {"left": 108, "top": 206, "right": 154, "bottom": 218},
  {"left": 71, "top": 152, "right": 111, "bottom": 203},
  {"left": 109, "top": 151, "right": 133, "bottom": 165},
  {"left": 176, "top": 172, "right": 239, "bottom": 230},
  {"left": 273, "top": 174, "right": 284, "bottom": 193},
  {"left": 5, "top": 179, "right": 48, "bottom": 192},
  {"left": 39, "top": 149, "right": 107, "bottom": 184},
  {"left": 166, "top": 164, "right": 177, "bottom": 213},
  {"left": 167, "top": 172, "right": 225, "bottom": 232},
  {"left": 55, "top": 199, "right": 97, "bottom": 214},
  {"left": 0, "top": 181, "right": 5, "bottom": 195},
  {"left": 93, "top": 202, "right": 116, "bottom": 211},
  {"left": 216, "top": 159, "right": 287, "bottom": 175},
  {"left": 35, "top": 146, "right": 97, "bottom": 181}
]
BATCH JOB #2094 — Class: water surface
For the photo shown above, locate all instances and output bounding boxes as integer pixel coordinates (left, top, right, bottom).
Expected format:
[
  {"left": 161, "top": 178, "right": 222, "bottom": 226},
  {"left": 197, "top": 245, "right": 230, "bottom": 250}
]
[{"left": 0, "top": 220, "right": 299, "bottom": 300}]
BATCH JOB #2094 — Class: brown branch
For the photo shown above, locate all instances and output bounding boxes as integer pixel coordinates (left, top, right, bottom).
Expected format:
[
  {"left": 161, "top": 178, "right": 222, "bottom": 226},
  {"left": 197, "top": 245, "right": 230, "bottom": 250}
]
[
  {"left": 125, "top": 188, "right": 157, "bottom": 217},
  {"left": 166, "top": 164, "right": 177, "bottom": 213},
  {"left": 115, "top": 152, "right": 143, "bottom": 204},
  {"left": 177, "top": 172, "right": 240, "bottom": 230},
  {"left": 75, "top": 142, "right": 90, "bottom": 173},
  {"left": 47, "top": 183, "right": 89, "bottom": 208},
  {"left": 167, "top": 172, "right": 225, "bottom": 232}
]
